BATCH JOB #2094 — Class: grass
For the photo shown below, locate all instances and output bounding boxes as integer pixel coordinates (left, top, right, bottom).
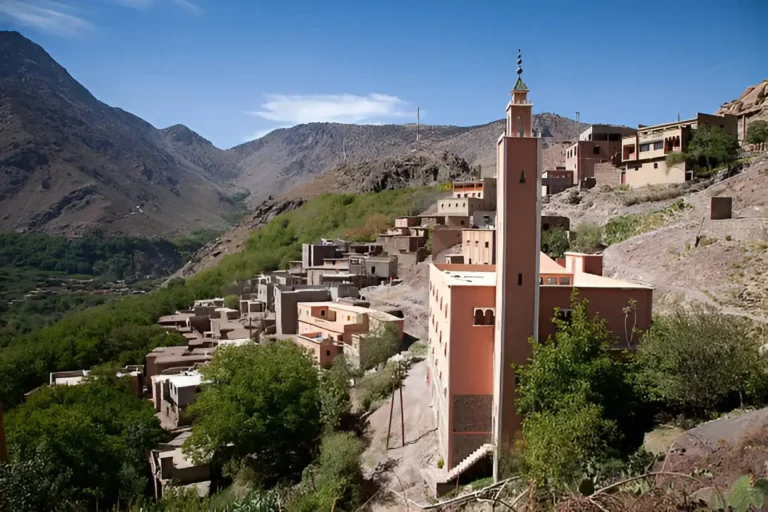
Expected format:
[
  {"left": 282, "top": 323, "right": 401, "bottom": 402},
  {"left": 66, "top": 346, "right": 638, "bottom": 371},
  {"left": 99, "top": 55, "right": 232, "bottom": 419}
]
[{"left": 620, "top": 183, "right": 692, "bottom": 207}]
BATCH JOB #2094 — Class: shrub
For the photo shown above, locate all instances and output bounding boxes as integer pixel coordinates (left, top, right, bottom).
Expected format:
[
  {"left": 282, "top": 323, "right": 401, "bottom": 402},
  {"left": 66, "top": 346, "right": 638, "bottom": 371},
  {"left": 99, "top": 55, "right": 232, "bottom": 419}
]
[
  {"left": 224, "top": 294, "right": 240, "bottom": 310},
  {"left": 746, "top": 120, "right": 768, "bottom": 145},
  {"left": 359, "top": 362, "right": 403, "bottom": 411},
  {"left": 567, "top": 189, "right": 581, "bottom": 205},
  {"left": 359, "top": 322, "right": 401, "bottom": 370},
  {"left": 665, "top": 151, "right": 687, "bottom": 168},
  {"left": 570, "top": 223, "right": 603, "bottom": 253},
  {"left": 541, "top": 227, "right": 570, "bottom": 259},
  {"left": 289, "top": 432, "right": 365, "bottom": 512},
  {"left": 516, "top": 292, "right": 643, "bottom": 485},
  {"left": 634, "top": 307, "right": 766, "bottom": 413},
  {"left": 437, "top": 457, "right": 444, "bottom": 469},
  {"left": 319, "top": 357, "right": 353, "bottom": 432}
]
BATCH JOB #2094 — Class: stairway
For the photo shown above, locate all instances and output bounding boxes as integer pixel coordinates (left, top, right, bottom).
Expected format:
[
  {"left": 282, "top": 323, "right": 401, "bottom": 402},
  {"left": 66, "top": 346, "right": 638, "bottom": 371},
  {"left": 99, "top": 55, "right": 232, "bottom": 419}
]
[{"left": 443, "top": 443, "right": 494, "bottom": 482}]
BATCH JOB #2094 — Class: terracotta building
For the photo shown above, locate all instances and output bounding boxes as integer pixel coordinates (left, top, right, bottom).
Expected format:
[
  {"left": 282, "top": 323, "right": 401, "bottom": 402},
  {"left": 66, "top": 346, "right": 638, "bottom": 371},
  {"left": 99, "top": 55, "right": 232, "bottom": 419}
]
[
  {"left": 426, "top": 53, "right": 654, "bottom": 481},
  {"left": 564, "top": 125, "right": 637, "bottom": 185}
]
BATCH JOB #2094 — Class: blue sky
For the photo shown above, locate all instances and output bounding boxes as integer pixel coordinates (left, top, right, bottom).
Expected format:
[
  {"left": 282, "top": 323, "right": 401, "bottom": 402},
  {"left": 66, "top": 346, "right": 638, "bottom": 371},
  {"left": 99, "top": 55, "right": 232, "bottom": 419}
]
[{"left": 1, "top": 0, "right": 765, "bottom": 149}]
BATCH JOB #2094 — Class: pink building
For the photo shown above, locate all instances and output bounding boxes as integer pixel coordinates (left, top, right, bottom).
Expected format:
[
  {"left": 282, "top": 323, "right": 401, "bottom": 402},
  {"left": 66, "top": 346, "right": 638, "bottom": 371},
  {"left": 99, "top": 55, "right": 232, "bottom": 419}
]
[
  {"left": 426, "top": 54, "right": 654, "bottom": 480},
  {"left": 296, "top": 301, "right": 404, "bottom": 368}
]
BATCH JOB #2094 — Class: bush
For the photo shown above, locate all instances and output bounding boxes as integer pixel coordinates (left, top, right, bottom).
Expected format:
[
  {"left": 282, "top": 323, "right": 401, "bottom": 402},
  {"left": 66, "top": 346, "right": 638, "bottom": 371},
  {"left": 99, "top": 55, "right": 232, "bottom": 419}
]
[
  {"left": 359, "top": 322, "right": 401, "bottom": 370},
  {"left": 541, "top": 227, "right": 570, "bottom": 259},
  {"left": 634, "top": 307, "right": 766, "bottom": 414},
  {"left": 319, "top": 357, "right": 353, "bottom": 432},
  {"left": 289, "top": 432, "right": 365, "bottom": 512},
  {"left": 567, "top": 189, "right": 581, "bottom": 205},
  {"left": 686, "top": 126, "right": 740, "bottom": 174},
  {"left": 359, "top": 362, "right": 403, "bottom": 411},
  {"left": 665, "top": 151, "right": 687, "bottom": 168},
  {"left": 570, "top": 223, "right": 603, "bottom": 253},
  {"left": 516, "top": 292, "right": 642, "bottom": 485},
  {"left": 224, "top": 294, "right": 240, "bottom": 310}
]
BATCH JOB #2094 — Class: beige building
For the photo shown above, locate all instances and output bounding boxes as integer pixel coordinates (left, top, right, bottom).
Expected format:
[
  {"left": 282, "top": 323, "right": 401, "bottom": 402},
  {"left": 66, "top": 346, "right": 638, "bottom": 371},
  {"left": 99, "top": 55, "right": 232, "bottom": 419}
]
[
  {"left": 564, "top": 125, "right": 637, "bottom": 184},
  {"left": 620, "top": 113, "right": 737, "bottom": 188},
  {"left": 462, "top": 229, "right": 496, "bottom": 265}
]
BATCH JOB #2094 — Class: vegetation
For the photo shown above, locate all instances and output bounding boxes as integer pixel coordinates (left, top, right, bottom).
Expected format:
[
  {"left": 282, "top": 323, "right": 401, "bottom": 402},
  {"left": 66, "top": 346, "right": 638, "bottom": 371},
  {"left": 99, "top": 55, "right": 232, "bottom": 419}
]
[
  {"left": 665, "top": 151, "right": 687, "bottom": 168},
  {"left": 634, "top": 307, "right": 767, "bottom": 413},
  {"left": 570, "top": 223, "right": 603, "bottom": 254},
  {"left": 1, "top": 371, "right": 165, "bottom": 510},
  {"left": 359, "top": 360, "right": 405, "bottom": 411},
  {"left": 746, "top": 119, "right": 768, "bottom": 145},
  {"left": 0, "top": 188, "right": 435, "bottom": 408},
  {"left": 686, "top": 126, "right": 740, "bottom": 176},
  {"left": 541, "top": 227, "right": 570, "bottom": 259},
  {"left": 185, "top": 342, "right": 321, "bottom": 484},
  {"left": 516, "top": 292, "right": 643, "bottom": 486},
  {"left": 359, "top": 322, "right": 401, "bottom": 370},
  {"left": 603, "top": 199, "right": 690, "bottom": 245},
  {"left": 318, "top": 357, "right": 353, "bottom": 432}
]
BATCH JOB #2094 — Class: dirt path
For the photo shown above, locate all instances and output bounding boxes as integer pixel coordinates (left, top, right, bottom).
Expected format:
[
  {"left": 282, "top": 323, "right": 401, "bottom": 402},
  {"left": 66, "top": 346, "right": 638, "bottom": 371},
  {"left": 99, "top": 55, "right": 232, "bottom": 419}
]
[{"left": 361, "top": 360, "right": 439, "bottom": 510}]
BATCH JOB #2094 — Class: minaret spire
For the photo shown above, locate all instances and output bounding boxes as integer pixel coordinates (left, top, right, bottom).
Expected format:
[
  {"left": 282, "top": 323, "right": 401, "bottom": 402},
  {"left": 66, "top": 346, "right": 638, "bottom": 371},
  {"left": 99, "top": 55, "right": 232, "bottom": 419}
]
[
  {"left": 517, "top": 49, "right": 523, "bottom": 77},
  {"left": 512, "top": 48, "right": 529, "bottom": 94}
]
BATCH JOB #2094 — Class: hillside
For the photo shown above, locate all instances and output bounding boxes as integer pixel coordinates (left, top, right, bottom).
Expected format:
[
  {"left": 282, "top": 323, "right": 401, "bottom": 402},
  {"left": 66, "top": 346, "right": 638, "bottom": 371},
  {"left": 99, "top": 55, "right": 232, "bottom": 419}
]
[
  {"left": 603, "top": 155, "right": 767, "bottom": 323},
  {"left": 717, "top": 78, "right": 768, "bottom": 124},
  {"left": 233, "top": 114, "right": 584, "bottom": 206},
  {"left": 0, "top": 31, "right": 241, "bottom": 237}
]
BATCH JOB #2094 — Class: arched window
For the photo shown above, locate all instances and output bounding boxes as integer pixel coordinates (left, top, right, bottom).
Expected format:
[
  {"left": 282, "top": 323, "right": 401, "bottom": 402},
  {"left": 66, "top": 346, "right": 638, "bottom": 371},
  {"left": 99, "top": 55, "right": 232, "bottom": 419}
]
[
  {"left": 474, "top": 309, "right": 484, "bottom": 325},
  {"left": 484, "top": 309, "right": 495, "bottom": 325}
]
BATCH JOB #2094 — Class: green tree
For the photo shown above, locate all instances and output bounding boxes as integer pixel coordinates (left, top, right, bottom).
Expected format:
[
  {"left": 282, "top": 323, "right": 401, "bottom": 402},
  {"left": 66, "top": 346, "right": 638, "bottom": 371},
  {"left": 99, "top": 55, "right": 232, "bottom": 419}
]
[
  {"left": 3, "top": 373, "right": 164, "bottom": 509},
  {"left": 541, "top": 227, "right": 570, "bottom": 259},
  {"left": 665, "top": 151, "right": 686, "bottom": 168},
  {"left": 746, "top": 120, "right": 768, "bottom": 146},
  {"left": 516, "top": 292, "right": 640, "bottom": 485},
  {"left": 359, "top": 322, "right": 401, "bottom": 370},
  {"left": 290, "top": 432, "right": 364, "bottom": 512},
  {"left": 184, "top": 341, "right": 321, "bottom": 484},
  {"left": 570, "top": 223, "right": 603, "bottom": 254},
  {"left": 319, "top": 357, "right": 353, "bottom": 431},
  {"left": 634, "top": 307, "right": 765, "bottom": 413},
  {"left": 686, "top": 126, "right": 740, "bottom": 174}
]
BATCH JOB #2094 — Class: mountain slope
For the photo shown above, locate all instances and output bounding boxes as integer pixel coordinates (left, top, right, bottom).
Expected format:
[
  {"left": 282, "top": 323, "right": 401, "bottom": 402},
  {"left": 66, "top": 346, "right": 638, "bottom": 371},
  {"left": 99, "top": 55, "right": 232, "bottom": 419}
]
[
  {"left": 0, "top": 31, "right": 240, "bottom": 237},
  {"left": 233, "top": 114, "right": 585, "bottom": 206}
]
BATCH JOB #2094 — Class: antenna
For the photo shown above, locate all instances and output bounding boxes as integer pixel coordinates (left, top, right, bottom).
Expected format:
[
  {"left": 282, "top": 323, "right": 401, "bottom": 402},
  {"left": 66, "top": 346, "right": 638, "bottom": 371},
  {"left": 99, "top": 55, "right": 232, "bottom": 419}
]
[
  {"left": 416, "top": 107, "right": 420, "bottom": 143},
  {"left": 677, "top": 111, "right": 680, "bottom": 122},
  {"left": 575, "top": 111, "right": 580, "bottom": 140}
]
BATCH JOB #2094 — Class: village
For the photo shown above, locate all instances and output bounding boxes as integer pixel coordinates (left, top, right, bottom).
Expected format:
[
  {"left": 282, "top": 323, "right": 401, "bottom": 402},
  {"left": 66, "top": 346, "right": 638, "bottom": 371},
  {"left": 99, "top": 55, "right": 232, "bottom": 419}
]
[{"left": 4, "top": 51, "right": 751, "bottom": 505}]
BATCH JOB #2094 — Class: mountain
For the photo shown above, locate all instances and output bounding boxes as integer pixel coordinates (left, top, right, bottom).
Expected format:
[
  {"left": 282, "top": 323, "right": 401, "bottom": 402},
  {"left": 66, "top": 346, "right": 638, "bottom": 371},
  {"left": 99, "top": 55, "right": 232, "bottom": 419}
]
[
  {"left": 0, "top": 31, "right": 242, "bottom": 237},
  {"left": 232, "top": 114, "right": 585, "bottom": 206}
]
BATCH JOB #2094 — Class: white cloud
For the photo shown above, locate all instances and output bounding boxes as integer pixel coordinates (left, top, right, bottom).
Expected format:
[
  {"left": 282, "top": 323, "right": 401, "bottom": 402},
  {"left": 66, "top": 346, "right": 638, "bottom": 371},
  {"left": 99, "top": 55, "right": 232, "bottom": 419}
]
[
  {"left": 170, "top": 0, "right": 202, "bottom": 15},
  {"left": 0, "top": 0, "right": 93, "bottom": 36},
  {"left": 248, "top": 93, "right": 413, "bottom": 125}
]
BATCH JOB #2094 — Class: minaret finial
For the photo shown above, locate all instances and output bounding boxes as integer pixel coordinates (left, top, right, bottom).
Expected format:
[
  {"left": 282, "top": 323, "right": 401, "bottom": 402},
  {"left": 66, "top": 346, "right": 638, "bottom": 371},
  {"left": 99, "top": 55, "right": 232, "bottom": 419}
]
[{"left": 517, "top": 49, "right": 523, "bottom": 77}]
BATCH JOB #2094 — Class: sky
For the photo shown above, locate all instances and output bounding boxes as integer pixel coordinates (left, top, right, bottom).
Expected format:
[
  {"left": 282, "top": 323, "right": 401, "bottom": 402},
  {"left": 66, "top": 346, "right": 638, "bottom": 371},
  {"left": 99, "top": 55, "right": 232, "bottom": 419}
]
[{"left": 1, "top": 0, "right": 766, "bottom": 149}]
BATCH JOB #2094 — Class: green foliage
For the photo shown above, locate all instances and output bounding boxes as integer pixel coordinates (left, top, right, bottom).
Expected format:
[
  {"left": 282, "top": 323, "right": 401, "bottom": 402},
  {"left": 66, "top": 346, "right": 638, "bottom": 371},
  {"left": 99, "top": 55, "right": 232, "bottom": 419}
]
[
  {"left": 0, "top": 230, "right": 184, "bottom": 281},
  {"left": 634, "top": 307, "right": 766, "bottom": 413},
  {"left": 170, "top": 229, "right": 221, "bottom": 262},
  {"left": 541, "top": 227, "right": 570, "bottom": 259},
  {"left": 359, "top": 322, "right": 401, "bottom": 370},
  {"left": 665, "top": 151, "right": 687, "bottom": 168},
  {"left": 319, "top": 357, "right": 353, "bottom": 432},
  {"left": 0, "top": 189, "right": 435, "bottom": 408},
  {"left": 359, "top": 361, "right": 404, "bottom": 411},
  {"left": 603, "top": 200, "right": 690, "bottom": 245},
  {"left": 184, "top": 342, "right": 321, "bottom": 484},
  {"left": 711, "top": 475, "right": 768, "bottom": 512},
  {"left": 289, "top": 432, "right": 364, "bottom": 512},
  {"left": 686, "top": 126, "right": 740, "bottom": 175},
  {"left": 570, "top": 223, "right": 603, "bottom": 254},
  {"left": 437, "top": 457, "right": 444, "bottom": 469},
  {"left": 516, "top": 292, "right": 641, "bottom": 485},
  {"left": 746, "top": 120, "right": 768, "bottom": 145},
  {"left": 224, "top": 294, "right": 240, "bottom": 310},
  {"left": 3, "top": 373, "right": 164, "bottom": 509}
]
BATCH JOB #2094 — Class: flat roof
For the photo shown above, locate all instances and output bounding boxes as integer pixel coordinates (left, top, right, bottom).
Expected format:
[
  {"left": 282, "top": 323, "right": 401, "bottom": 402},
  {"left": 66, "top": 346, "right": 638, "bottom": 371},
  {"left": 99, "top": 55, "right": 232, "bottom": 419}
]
[
  {"left": 540, "top": 253, "right": 567, "bottom": 274},
  {"left": 158, "top": 314, "right": 192, "bottom": 322},
  {"left": 296, "top": 301, "right": 401, "bottom": 322},
  {"left": 168, "top": 374, "right": 202, "bottom": 389},
  {"left": 572, "top": 272, "right": 652, "bottom": 290}
]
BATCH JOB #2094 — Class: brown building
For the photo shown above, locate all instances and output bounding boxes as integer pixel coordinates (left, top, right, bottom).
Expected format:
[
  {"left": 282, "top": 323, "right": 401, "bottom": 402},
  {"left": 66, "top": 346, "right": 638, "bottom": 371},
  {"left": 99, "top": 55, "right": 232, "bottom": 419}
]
[
  {"left": 564, "top": 125, "right": 637, "bottom": 184},
  {"left": 541, "top": 167, "right": 574, "bottom": 196}
]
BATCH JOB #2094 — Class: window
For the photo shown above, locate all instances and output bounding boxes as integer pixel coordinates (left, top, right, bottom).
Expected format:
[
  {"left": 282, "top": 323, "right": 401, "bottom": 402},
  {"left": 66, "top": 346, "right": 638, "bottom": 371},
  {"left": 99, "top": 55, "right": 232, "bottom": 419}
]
[
  {"left": 518, "top": 273, "right": 523, "bottom": 286},
  {"left": 320, "top": 310, "right": 326, "bottom": 317},
  {"left": 326, "top": 350, "right": 331, "bottom": 356},
  {"left": 460, "top": 220, "right": 465, "bottom": 225},
  {"left": 556, "top": 309, "right": 573, "bottom": 325},
  {"left": 370, "top": 266, "right": 376, "bottom": 274},
  {"left": 593, "top": 146, "right": 600, "bottom": 155},
  {"left": 653, "top": 162, "right": 658, "bottom": 169},
  {"left": 484, "top": 309, "right": 495, "bottom": 325},
  {"left": 639, "top": 143, "right": 650, "bottom": 152},
  {"left": 474, "top": 309, "right": 484, "bottom": 325},
  {"left": 653, "top": 141, "right": 663, "bottom": 151},
  {"left": 485, "top": 241, "right": 489, "bottom": 248},
  {"left": 545, "top": 276, "right": 558, "bottom": 285},
  {"left": 559, "top": 277, "right": 571, "bottom": 285}
]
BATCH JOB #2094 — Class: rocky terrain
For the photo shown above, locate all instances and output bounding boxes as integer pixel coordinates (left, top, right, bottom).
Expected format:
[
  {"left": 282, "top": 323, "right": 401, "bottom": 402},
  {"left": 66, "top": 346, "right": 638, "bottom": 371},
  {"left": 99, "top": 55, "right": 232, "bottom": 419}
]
[
  {"left": 0, "top": 31, "right": 242, "bottom": 237},
  {"left": 717, "top": 78, "right": 768, "bottom": 123}
]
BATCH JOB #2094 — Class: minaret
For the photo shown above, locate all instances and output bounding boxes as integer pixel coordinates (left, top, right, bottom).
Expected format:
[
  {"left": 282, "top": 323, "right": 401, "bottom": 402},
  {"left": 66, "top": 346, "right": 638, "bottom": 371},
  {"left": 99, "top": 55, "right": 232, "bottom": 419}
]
[{"left": 492, "top": 49, "right": 542, "bottom": 481}]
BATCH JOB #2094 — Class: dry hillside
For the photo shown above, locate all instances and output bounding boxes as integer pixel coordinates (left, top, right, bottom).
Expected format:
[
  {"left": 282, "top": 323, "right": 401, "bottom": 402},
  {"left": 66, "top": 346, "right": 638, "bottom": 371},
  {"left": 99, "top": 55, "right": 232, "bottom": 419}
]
[
  {"left": 717, "top": 78, "right": 768, "bottom": 123},
  {"left": 602, "top": 155, "right": 768, "bottom": 322}
]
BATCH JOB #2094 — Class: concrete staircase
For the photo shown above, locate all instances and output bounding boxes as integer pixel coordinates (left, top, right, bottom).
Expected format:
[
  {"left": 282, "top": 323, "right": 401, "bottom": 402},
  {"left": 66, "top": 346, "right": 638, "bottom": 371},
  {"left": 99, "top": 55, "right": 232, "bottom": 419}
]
[{"left": 444, "top": 443, "right": 494, "bottom": 482}]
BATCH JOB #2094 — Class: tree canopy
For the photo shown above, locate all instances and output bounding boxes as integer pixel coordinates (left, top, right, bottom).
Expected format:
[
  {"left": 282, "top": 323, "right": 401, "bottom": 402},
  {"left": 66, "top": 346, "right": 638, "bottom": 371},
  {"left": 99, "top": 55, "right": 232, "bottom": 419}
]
[
  {"left": 686, "top": 126, "right": 740, "bottom": 174},
  {"left": 746, "top": 120, "right": 768, "bottom": 145},
  {"left": 184, "top": 341, "right": 322, "bottom": 484},
  {"left": 2, "top": 373, "right": 164, "bottom": 510}
]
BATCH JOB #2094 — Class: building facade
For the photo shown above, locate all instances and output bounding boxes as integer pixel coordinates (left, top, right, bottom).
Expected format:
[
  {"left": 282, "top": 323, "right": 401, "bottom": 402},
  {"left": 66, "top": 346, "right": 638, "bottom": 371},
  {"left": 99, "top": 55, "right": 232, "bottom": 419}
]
[
  {"left": 564, "top": 125, "right": 637, "bottom": 185},
  {"left": 620, "top": 113, "right": 737, "bottom": 188}
]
